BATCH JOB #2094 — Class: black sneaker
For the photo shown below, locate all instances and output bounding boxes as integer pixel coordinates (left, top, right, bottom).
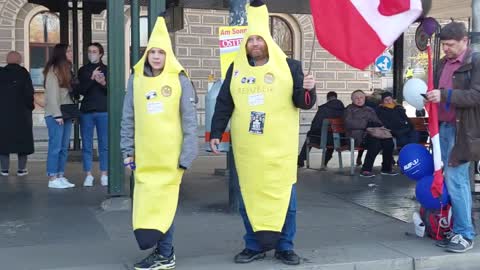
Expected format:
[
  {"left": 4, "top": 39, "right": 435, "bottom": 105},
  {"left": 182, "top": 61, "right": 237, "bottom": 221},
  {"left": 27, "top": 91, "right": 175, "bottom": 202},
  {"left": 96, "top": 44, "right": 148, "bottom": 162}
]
[
  {"left": 381, "top": 170, "right": 399, "bottom": 176},
  {"left": 134, "top": 249, "right": 175, "bottom": 270},
  {"left": 0, "top": 170, "right": 8, "bottom": 176},
  {"left": 17, "top": 170, "right": 28, "bottom": 176},
  {"left": 297, "top": 160, "right": 305, "bottom": 168},
  {"left": 359, "top": 171, "right": 375, "bottom": 178},
  {"left": 445, "top": 234, "right": 474, "bottom": 253},
  {"left": 435, "top": 231, "right": 455, "bottom": 248},
  {"left": 275, "top": 250, "right": 301, "bottom": 265},
  {"left": 234, "top": 249, "right": 266, "bottom": 264}
]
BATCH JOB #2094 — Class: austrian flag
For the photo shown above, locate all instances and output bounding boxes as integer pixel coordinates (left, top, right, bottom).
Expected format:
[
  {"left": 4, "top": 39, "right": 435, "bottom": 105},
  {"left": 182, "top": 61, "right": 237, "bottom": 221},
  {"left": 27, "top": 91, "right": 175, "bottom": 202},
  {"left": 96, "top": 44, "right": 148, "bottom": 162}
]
[{"left": 310, "top": 0, "right": 423, "bottom": 70}]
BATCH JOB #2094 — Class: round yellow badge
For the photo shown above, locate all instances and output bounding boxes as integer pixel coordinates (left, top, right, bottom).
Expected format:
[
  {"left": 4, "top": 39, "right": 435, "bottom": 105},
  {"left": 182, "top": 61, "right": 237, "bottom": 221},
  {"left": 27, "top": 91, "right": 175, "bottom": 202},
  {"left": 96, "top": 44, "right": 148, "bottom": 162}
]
[
  {"left": 264, "top": 73, "right": 275, "bottom": 84},
  {"left": 161, "top": 86, "right": 172, "bottom": 97}
]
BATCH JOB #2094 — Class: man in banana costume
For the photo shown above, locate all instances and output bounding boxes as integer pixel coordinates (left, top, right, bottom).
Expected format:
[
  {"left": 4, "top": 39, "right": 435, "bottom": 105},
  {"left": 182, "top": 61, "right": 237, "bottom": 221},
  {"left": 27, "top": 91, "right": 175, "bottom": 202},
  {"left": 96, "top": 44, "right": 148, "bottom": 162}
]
[
  {"left": 210, "top": 0, "right": 316, "bottom": 265},
  {"left": 121, "top": 14, "right": 198, "bottom": 270}
]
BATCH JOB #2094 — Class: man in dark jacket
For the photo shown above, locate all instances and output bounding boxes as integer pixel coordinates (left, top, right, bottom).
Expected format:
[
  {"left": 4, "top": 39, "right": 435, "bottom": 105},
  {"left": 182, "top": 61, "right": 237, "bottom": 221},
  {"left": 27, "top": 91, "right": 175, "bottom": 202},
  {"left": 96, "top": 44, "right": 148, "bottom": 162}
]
[
  {"left": 376, "top": 92, "right": 418, "bottom": 147},
  {"left": 209, "top": 0, "right": 316, "bottom": 266},
  {"left": 426, "top": 22, "right": 480, "bottom": 253},
  {"left": 0, "top": 51, "right": 34, "bottom": 176},
  {"left": 298, "top": 91, "right": 344, "bottom": 168}
]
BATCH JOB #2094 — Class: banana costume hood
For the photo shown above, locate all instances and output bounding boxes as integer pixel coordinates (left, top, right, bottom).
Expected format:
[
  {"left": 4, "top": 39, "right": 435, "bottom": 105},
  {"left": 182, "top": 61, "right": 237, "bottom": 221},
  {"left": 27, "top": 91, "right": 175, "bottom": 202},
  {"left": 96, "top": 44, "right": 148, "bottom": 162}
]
[
  {"left": 131, "top": 15, "right": 186, "bottom": 250},
  {"left": 230, "top": 0, "right": 299, "bottom": 250}
]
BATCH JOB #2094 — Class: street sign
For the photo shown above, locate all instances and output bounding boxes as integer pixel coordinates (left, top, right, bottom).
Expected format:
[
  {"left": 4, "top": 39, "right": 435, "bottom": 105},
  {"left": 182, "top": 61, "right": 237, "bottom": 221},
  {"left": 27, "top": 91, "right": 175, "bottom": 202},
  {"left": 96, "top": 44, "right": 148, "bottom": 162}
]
[{"left": 375, "top": 55, "right": 392, "bottom": 73}]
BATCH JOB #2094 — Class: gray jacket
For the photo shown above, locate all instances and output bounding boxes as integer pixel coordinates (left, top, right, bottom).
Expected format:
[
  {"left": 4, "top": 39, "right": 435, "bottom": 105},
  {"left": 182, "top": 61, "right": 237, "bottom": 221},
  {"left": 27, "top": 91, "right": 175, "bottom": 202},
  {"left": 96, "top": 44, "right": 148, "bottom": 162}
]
[{"left": 120, "top": 72, "right": 198, "bottom": 169}]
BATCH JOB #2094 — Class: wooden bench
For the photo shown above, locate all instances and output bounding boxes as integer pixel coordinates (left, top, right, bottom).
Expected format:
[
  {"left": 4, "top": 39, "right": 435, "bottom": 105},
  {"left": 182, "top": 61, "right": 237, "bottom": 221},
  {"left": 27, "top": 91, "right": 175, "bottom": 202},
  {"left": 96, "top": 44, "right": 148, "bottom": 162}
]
[
  {"left": 393, "top": 117, "right": 431, "bottom": 151},
  {"left": 306, "top": 118, "right": 363, "bottom": 175}
]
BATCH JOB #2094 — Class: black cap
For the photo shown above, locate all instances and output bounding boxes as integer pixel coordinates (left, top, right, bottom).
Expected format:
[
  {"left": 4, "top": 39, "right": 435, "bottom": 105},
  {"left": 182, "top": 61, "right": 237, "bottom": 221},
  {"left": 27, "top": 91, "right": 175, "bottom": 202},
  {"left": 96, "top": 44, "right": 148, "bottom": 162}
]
[
  {"left": 158, "top": 11, "right": 167, "bottom": 17},
  {"left": 250, "top": 0, "right": 265, "bottom": 7},
  {"left": 381, "top": 91, "right": 393, "bottom": 101}
]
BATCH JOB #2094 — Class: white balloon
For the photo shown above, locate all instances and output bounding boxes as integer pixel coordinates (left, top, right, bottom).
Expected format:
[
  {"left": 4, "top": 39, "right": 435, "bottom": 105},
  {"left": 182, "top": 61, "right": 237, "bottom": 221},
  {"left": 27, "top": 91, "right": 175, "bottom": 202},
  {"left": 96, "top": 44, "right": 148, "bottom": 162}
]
[{"left": 403, "top": 78, "right": 427, "bottom": 110}]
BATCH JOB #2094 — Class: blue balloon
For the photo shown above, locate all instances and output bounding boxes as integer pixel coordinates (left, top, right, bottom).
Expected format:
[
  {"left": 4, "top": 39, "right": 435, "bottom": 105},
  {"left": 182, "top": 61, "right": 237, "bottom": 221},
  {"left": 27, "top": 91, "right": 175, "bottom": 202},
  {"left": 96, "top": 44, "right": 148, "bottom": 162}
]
[
  {"left": 415, "top": 175, "right": 449, "bottom": 210},
  {"left": 398, "top": 143, "right": 434, "bottom": 181}
]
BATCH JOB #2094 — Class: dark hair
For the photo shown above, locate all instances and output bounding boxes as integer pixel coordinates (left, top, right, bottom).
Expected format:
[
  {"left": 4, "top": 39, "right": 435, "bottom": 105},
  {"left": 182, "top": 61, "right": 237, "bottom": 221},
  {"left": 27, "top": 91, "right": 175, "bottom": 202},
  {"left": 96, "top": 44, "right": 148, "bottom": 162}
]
[
  {"left": 439, "top": 22, "right": 467, "bottom": 41},
  {"left": 43, "top": 43, "right": 72, "bottom": 88},
  {"left": 326, "top": 91, "right": 337, "bottom": 100},
  {"left": 88, "top": 42, "right": 104, "bottom": 59}
]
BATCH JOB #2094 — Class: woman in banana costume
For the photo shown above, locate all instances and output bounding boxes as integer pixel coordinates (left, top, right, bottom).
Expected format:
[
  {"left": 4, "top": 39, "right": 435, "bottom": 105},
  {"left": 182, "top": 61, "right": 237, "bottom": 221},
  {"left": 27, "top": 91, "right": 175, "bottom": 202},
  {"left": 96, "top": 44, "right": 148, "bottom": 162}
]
[
  {"left": 210, "top": 0, "right": 316, "bottom": 266},
  {"left": 120, "top": 15, "right": 198, "bottom": 270}
]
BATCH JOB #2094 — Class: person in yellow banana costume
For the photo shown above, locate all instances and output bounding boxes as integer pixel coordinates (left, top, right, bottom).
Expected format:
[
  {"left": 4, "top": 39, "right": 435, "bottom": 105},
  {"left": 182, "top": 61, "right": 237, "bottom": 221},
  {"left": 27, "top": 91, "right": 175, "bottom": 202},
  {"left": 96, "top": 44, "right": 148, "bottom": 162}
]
[
  {"left": 120, "top": 15, "right": 198, "bottom": 270},
  {"left": 210, "top": 0, "right": 316, "bottom": 266}
]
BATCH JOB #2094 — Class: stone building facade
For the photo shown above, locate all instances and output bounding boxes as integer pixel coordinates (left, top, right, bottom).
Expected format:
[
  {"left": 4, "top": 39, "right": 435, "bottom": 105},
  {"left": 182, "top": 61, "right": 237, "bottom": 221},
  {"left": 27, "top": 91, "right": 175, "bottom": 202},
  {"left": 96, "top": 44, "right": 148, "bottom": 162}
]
[{"left": 0, "top": 0, "right": 390, "bottom": 127}]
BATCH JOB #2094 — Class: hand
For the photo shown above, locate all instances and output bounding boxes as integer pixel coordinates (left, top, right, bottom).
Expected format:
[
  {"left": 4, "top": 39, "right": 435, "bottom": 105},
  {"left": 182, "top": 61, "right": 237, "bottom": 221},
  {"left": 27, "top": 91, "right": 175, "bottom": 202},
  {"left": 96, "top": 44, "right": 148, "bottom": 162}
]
[
  {"left": 90, "top": 67, "right": 101, "bottom": 80},
  {"left": 95, "top": 74, "right": 106, "bottom": 86},
  {"left": 303, "top": 75, "right": 315, "bottom": 90},
  {"left": 426, "top": 89, "right": 442, "bottom": 103},
  {"left": 123, "top": 157, "right": 135, "bottom": 170},
  {"left": 55, "top": 118, "right": 64, "bottom": 125},
  {"left": 209, "top": 139, "right": 221, "bottom": 154}
]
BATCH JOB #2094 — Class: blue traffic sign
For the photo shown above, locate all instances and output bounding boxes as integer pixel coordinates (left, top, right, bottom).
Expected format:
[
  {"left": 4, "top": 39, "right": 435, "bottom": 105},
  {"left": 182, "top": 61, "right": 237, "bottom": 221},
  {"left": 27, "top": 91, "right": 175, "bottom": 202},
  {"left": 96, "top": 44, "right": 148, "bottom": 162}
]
[{"left": 375, "top": 55, "right": 392, "bottom": 72}]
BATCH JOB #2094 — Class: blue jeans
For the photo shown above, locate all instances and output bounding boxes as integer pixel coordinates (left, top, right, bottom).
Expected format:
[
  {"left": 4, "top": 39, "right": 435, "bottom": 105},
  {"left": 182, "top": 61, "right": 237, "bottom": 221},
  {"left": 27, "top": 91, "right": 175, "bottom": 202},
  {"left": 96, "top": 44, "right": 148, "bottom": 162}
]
[
  {"left": 45, "top": 116, "right": 72, "bottom": 176},
  {"left": 157, "top": 225, "right": 174, "bottom": 257},
  {"left": 239, "top": 185, "right": 296, "bottom": 252},
  {"left": 80, "top": 112, "right": 108, "bottom": 172},
  {"left": 439, "top": 122, "right": 475, "bottom": 240}
]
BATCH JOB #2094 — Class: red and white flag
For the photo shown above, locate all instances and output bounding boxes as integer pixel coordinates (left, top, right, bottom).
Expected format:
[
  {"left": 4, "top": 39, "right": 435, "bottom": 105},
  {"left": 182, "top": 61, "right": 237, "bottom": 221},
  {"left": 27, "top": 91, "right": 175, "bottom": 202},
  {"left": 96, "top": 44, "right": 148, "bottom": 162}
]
[
  {"left": 425, "top": 44, "right": 444, "bottom": 198},
  {"left": 310, "top": 0, "right": 423, "bottom": 70}
]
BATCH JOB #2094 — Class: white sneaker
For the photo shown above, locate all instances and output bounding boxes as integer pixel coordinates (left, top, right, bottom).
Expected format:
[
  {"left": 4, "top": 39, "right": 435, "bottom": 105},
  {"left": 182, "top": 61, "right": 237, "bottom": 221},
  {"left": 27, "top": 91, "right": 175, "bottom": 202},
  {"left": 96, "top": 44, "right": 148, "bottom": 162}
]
[
  {"left": 83, "top": 175, "right": 94, "bottom": 187},
  {"left": 59, "top": 177, "right": 75, "bottom": 188},
  {"left": 101, "top": 175, "right": 108, "bottom": 186},
  {"left": 48, "top": 178, "right": 69, "bottom": 189}
]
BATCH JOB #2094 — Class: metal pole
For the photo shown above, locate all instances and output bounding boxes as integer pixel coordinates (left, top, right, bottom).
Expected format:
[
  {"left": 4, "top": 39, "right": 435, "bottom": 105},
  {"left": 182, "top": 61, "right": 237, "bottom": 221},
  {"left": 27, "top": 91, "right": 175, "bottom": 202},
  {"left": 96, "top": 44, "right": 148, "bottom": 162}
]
[
  {"left": 227, "top": 0, "right": 247, "bottom": 213},
  {"left": 473, "top": 0, "right": 480, "bottom": 52},
  {"left": 130, "top": 0, "right": 141, "bottom": 199},
  {"left": 82, "top": 4, "right": 92, "bottom": 65},
  {"left": 107, "top": 0, "right": 126, "bottom": 195},
  {"left": 72, "top": 0, "right": 81, "bottom": 150},
  {"left": 148, "top": 0, "right": 166, "bottom": 37},
  {"left": 131, "top": 0, "right": 141, "bottom": 66},
  {"left": 393, "top": 34, "right": 404, "bottom": 103},
  {"left": 59, "top": 1, "right": 69, "bottom": 44}
]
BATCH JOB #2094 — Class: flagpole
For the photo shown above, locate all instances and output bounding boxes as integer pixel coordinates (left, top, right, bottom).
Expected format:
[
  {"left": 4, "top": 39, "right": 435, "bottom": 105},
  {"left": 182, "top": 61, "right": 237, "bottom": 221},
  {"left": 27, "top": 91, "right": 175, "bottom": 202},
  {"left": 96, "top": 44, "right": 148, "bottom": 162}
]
[{"left": 307, "top": 30, "right": 316, "bottom": 75}]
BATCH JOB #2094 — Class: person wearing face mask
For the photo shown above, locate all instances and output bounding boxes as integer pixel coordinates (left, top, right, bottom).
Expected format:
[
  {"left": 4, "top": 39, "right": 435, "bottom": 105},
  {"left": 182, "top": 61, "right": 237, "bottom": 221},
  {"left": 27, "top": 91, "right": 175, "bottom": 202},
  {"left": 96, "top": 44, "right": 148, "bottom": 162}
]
[{"left": 75, "top": 42, "right": 108, "bottom": 187}]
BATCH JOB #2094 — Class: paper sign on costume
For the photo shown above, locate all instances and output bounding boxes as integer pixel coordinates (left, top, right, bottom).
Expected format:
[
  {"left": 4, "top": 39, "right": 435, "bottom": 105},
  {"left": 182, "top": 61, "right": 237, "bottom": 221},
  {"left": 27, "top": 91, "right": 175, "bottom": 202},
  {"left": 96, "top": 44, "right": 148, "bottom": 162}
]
[
  {"left": 219, "top": 26, "right": 248, "bottom": 79},
  {"left": 147, "top": 102, "right": 164, "bottom": 114},
  {"left": 248, "top": 93, "right": 265, "bottom": 106}
]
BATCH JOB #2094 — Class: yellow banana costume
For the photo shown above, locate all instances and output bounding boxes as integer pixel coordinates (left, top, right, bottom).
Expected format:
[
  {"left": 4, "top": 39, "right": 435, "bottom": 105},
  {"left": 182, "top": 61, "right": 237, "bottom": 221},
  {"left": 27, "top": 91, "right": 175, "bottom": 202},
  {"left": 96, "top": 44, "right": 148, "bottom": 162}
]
[
  {"left": 230, "top": 1, "right": 299, "bottom": 242},
  {"left": 132, "top": 16, "right": 185, "bottom": 249}
]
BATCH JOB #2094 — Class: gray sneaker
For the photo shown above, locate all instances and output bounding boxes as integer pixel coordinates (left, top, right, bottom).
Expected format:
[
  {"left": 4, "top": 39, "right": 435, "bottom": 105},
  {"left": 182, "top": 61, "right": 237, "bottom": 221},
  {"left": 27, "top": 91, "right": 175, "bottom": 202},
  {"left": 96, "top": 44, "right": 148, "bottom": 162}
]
[
  {"left": 435, "top": 231, "right": 455, "bottom": 248},
  {"left": 445, "top": 234, "right": 474, "bottom": 253}
]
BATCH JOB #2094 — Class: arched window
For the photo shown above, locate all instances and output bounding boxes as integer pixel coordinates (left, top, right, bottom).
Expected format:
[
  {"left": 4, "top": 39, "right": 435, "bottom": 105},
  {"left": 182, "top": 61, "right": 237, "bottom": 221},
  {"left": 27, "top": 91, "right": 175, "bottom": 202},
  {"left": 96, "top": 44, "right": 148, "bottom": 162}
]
[
  {"left": 29, "top": 11, "right": 60, "bottom": 86},
  {"left": 270, "top": 16, "right": 293, "bottom": 58}
]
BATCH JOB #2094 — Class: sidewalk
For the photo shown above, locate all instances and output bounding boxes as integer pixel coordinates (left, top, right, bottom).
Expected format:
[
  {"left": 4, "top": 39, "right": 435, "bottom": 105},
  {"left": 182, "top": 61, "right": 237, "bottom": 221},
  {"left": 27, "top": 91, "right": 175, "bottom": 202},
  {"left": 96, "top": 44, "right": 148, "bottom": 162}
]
[{"left": 1, "top": 157, "right": 479, "bottom": 270}]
